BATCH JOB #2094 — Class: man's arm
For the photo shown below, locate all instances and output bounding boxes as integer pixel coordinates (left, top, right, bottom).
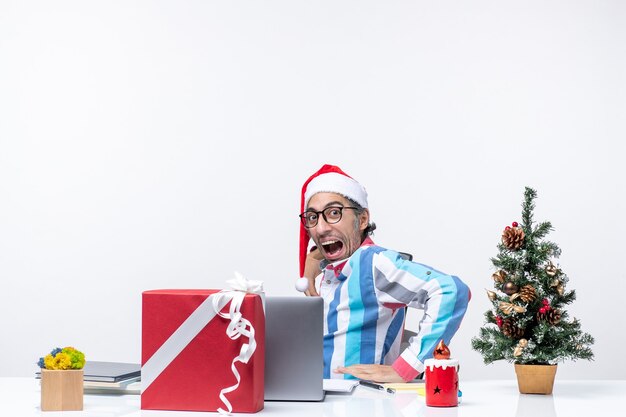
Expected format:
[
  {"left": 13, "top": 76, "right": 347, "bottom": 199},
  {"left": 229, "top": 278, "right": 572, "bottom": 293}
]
[
  {"left": 340, "top": 250, "right": 470, "bottom": 382},
  {"left": 386, "top": 254, "right": 470, "bottom": 380}
]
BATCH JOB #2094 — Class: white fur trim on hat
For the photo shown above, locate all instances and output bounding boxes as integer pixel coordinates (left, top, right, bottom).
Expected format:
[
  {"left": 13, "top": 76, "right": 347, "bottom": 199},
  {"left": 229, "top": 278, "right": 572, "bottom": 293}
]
[{"left": 304, "top": 172, "right": 368, "bottom": 208}]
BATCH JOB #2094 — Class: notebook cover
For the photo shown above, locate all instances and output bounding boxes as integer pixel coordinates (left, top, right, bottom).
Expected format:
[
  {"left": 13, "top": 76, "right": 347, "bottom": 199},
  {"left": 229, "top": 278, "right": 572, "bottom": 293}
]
[{"left": 82, "top": 361, "right": 141, "bottom": 382}]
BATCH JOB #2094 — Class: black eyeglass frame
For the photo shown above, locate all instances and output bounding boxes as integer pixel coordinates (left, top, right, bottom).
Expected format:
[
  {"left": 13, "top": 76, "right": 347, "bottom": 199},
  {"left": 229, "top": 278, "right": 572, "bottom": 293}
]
[{"left": 299, "top": 206, "right": 359, "bottom": 228}]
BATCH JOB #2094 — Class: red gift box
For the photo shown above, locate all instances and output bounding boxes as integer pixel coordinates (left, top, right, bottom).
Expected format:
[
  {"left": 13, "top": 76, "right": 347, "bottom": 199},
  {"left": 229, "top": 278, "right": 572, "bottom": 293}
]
[{"left": 141, "top": 289, "right": 265, "bottom": 413}]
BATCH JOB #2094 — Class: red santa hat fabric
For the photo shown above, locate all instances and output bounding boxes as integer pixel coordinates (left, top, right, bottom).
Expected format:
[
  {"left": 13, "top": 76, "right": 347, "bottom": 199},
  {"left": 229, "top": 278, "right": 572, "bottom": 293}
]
[{"left": 299, "top": 164, "right": 368, "bottom": 277}]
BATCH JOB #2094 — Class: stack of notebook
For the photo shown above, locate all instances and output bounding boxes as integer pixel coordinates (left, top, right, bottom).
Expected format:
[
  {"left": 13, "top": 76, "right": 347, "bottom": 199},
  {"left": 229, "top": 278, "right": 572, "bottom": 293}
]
[{"left": 37, "top": 361, "right": 141, "bottom": 394}]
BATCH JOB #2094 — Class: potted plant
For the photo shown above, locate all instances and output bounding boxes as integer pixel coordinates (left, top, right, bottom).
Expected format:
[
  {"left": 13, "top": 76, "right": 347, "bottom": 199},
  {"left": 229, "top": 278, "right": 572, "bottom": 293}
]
[
  {"left": 38, "top": 346, "right": 86, "bottom": 411},
  {"left": 471, "top": 187, "right": 594, "bottom": 394}
]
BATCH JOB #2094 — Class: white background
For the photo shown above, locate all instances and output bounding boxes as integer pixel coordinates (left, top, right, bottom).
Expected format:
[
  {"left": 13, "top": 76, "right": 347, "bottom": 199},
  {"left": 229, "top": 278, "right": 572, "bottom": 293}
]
[{"left": 1, "top": 1, "right": 624, "bottom": 380}]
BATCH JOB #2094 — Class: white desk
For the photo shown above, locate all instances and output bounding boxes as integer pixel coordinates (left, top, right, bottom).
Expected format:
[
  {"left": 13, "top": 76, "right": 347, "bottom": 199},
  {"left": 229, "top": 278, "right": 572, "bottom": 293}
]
[{"left": 1, "top": 378, "right": 624, "bottom": 417}]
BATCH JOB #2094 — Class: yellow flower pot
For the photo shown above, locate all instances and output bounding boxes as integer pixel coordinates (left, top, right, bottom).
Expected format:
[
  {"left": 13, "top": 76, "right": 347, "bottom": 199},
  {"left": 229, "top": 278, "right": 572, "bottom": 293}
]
[
  {"left": 514, "top": 364, "right": 557, "bottom": 395},
  {"left": 40, "top": 369, "right": 84, "bottom": 411}
]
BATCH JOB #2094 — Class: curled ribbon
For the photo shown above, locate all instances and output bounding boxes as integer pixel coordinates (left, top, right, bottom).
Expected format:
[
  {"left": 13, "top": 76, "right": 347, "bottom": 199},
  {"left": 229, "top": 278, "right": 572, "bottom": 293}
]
[{"left": 212, "top": 272, "right": 264, "bottom": 415}]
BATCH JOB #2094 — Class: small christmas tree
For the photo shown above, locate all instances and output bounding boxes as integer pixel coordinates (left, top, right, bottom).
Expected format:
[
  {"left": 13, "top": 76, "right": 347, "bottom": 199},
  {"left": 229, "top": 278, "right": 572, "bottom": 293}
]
[{"left": 472, "top": 187, "right": 594, "bottom": 366}]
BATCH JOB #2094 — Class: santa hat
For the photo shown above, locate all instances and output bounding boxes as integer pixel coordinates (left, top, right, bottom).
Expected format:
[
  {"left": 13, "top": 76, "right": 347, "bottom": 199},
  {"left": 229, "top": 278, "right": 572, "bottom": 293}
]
[{"left": 298, "top": 164, "right": 368, "bottom": 278}]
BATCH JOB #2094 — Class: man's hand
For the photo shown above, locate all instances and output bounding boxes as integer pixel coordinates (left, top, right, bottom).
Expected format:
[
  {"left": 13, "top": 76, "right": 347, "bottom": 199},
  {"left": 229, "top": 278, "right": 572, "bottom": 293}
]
[
  {"left": 334, "top": 364, "right": 405, "bottom": 383},
  {"left": 303, "top": 276, "right": 318, "bottom": 297},
  {"left": 303, "top": 248, "right": 323, "bottom": 297}
]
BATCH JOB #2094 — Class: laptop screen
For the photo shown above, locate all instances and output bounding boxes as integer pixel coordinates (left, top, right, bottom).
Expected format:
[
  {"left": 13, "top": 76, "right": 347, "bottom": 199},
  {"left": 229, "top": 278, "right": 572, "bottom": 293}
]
[{"left": 264, "top": 296, "right": 325, "bottom": 401}]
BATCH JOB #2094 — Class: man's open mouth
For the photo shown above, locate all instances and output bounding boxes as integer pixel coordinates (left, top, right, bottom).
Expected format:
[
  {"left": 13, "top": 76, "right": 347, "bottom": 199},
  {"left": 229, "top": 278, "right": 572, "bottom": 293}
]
[{"left": 321, "top": 240, "right": 344, "bottom": 257}]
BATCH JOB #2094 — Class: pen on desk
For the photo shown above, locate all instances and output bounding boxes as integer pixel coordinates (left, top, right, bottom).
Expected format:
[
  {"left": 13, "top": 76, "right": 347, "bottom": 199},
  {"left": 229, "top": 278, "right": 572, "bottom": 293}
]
[{"left": 359, "top": 380, "right": 396, "bottom": 394}]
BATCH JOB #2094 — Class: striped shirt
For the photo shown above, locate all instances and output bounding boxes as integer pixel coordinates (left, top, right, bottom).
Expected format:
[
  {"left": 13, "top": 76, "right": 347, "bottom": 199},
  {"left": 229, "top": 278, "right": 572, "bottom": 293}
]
[{"left": 318, "top": 238, "right": 470, "bottom": 381}]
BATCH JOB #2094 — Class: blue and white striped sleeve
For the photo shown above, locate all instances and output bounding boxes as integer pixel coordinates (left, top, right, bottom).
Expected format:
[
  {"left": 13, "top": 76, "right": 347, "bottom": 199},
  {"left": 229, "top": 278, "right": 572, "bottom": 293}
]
[{"left": 372, "top": 250, "right": 471, "bottom": 381}]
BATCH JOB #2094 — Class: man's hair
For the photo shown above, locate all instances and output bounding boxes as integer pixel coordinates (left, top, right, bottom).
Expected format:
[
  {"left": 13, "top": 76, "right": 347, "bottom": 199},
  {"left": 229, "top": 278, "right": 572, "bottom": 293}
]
[{"left": 346, "top": 197, "right": 376, "bottom": 239}]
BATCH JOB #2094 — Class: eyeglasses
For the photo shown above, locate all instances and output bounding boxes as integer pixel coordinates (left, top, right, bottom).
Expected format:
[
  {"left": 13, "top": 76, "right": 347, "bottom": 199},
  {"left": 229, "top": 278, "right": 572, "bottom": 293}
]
[{"left": 299, "top": 206, "right": 359, "bottom": 228}]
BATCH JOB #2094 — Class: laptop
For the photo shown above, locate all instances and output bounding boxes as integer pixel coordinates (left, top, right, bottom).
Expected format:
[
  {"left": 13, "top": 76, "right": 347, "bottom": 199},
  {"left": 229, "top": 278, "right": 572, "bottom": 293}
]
[{"left": 264, "top": 296, "right": 325, "bottom": 401}]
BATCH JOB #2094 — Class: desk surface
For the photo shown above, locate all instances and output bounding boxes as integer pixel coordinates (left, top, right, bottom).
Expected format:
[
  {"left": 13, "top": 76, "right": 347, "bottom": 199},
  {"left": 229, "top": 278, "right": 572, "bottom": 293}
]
[{"left": 1, "top": 378, "right": 624, "bottom": 417}]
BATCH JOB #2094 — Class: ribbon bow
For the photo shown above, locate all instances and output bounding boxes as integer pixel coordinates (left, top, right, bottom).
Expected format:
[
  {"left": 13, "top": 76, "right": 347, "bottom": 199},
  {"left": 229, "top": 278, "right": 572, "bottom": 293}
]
[
  {"left": 224, "top": 271, "right": 264, "bottom": 294},
  {"left": 212, "top": 272, "right": 264, "bottom": 415}
]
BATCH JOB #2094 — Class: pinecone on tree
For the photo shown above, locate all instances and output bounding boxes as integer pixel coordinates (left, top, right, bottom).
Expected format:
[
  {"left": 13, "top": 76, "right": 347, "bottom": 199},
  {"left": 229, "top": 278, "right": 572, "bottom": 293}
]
[
  {"left": 502, "top": 226, "right": 525, "bottom": 250},
  {"left": 518, "top": 285, "right": 537, "bottom": 303},
  {"left": 538, "top": 308, "right": 561, "bottom": 325},
  {"left": 501, "top": 318, "right": 525, "bottom": 339}
]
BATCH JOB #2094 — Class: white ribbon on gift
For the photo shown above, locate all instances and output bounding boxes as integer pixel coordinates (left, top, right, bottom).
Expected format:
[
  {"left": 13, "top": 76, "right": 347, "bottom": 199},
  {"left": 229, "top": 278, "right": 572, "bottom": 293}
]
[
  {"left": 141, "top": 272, "right": 264, "bottom": 415},
  {"left": 212, "top": 272, "right": 264, "bottom": 415}
]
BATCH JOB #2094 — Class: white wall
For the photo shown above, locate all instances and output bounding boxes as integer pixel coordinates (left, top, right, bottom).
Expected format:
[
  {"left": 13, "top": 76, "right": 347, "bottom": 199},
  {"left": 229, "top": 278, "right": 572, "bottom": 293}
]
[{"left": 1, "top": 1, "right": 624, "bottom": 380}]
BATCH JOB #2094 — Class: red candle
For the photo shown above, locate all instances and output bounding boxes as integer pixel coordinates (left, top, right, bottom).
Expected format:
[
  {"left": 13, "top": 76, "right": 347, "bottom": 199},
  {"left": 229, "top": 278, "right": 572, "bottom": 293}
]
[{"left": 425, "top": 340, "right": 459, "bottom": 407}]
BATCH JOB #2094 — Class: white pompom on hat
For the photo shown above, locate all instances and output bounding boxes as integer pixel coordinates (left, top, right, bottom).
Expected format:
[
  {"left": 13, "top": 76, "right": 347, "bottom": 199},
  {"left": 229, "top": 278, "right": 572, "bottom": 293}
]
[{"left": 299, "top": 164, "right": 368, "bottom": 278}]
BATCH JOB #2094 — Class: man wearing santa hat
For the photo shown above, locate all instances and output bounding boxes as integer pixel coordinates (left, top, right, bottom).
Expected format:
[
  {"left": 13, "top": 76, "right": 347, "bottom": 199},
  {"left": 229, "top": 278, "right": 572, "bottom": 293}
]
[{"left": 297, "top": 164, "right": 470, "bottom": 383}]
